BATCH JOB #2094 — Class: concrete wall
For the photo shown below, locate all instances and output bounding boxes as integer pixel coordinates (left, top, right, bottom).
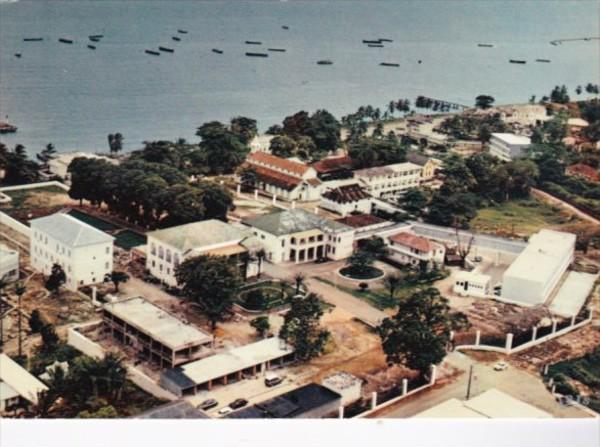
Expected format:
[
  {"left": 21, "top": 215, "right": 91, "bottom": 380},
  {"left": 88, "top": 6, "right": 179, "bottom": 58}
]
[
  {"left": 0, "top": 211, "right": 31, "bottom": 237},
  {"left": 67, "top": 325, "right": 106, "bottom": 359}
]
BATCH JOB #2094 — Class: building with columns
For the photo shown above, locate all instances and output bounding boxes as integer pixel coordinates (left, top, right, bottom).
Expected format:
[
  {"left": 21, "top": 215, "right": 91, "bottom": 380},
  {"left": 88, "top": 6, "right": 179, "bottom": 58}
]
[{"left": 242, "top": 209, "right": 354, "bottom": 263}]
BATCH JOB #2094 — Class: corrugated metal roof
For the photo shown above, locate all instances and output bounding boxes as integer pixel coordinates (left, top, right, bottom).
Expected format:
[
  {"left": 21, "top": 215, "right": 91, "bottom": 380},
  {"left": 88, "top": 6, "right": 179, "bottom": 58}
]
[
  {"left": 147, "top": 220, "right": 250, "bottom": 252},
  {"left": 29, "top": 213, "right": 114, "bottom": 248},
  {"left": 243, "top": 209, "right": 352, "bottom": 236}
]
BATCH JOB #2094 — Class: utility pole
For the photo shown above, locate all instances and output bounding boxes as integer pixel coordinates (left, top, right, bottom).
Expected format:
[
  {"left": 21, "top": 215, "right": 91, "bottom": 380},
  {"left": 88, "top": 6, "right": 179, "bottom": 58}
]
[
  {"left": 466, "top": 365, "right": 474, "bottom": 400},
  {"left": 15, "top": 282, "right": 26, "bottom": 358}
]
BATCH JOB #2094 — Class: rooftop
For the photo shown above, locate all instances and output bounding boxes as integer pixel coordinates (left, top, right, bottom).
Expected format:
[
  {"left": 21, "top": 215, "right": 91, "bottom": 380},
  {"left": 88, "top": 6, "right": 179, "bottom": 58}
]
[
  {"left": 0, "top": 353, "right": 48, "bottom": 405},
  {"left": 548, "top": 271, "right": 597, "bottom": 318},
  {"left": 567, "top": 117, "right": 589, "bottom": 127},
  {"left": 228, "top": 383, "right": 341, "bottom": 418},
  {"left": 136, "top": 400, "right": 209, "bottom": 419},
  {"left": 389, "top": 232, "right": 433, "bottom": 252},
  {"left": 405, "top": 152, "right": 430, "bottom": 166},
  {"left": 29, "top": 213, "right": 114, "bottom": 248},
  {"left": 243, "top": 209, "right": 352, "bottom": 236},
  {"left": 455, "top": 270, "right": 492, "bottom": 284},
  {"left": 310, "top": 156, "right": 354, "bottom": 174},
  {"left": 354, "top": 162, "right": 422, "bottom": 178},
  {"left": 566, "top": 164, "right": 600, "bottom": 182},
  {"left": 321, "top": 184, "right": 370, "bottom": 204},
  {"left": 147, "top": 219, "right": 252, "bottom": 253},
  {"left": 322, "top": 372, "right": 362, "bottom": 390},
  {"left": 249, "top": 164, "right": 302, "bottom": 190},
  {"left": 491, "top": 133, "right": 531, "bottom": 145},
  {"left": 103, "top": 297, "right": 213, "bottom": 349},
  {"left": 335, "top": 214, "right": 387, "bottom": 228},
  {"left": 247, "top": 152, "right": 310, "bottom": 177}
]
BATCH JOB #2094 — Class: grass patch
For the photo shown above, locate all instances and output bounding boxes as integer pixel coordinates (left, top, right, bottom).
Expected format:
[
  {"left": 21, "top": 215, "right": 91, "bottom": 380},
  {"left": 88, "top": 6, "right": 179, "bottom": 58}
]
[
  {"left": 0, "top": 185, "right": 68, "bottom": 211},
  {"left": 67, "top": 209, "right": 120, "bottom": 232},
  {"left": 237, "top": 280, "right": 297, "bottom": 311},
  {"left": 470, "top": 198, "right": 577, "bottom": 236},
  {"left": 114, "top": 230, "right": 146, "bottom": 250},
  {"left": 339, "top": 266, "right": 384, "bottom": 280}
]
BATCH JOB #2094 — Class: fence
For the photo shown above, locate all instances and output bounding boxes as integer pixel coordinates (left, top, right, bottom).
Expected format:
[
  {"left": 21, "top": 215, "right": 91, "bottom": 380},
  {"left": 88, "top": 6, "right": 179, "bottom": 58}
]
[{"left": 454, "top": 309, "right": 593, "bottom": 355}]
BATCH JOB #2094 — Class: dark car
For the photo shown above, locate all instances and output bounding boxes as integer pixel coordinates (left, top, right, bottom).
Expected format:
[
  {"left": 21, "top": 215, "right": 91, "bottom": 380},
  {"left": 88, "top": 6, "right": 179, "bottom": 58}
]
[
  {"left": 229, "top": 398, "right": 248, "bottom": 409},
  {"left": 314, "top": 257, "right": 328, "bottom": 264},
  {"left": 198, "top": 398, "right": 218, "bottom": 410}
]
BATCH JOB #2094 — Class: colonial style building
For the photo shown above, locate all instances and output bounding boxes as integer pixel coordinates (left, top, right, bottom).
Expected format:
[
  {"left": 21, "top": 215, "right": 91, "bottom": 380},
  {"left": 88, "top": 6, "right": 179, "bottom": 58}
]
[
  {"left": 386, "top": 231, "right": 445, "bottom": 270},
  {"left": 406, "top": 152, "right": 442, "bottom": 181},
  {"left": 30, "top": 213, "right": 114, "bottom": 291},
  {"left": 243, "top": 152, "right": 321, "bottom": 201},
  {"left": 488, "top": 133, "right": 531, "bottom": 161},
  {"left": 354, "top": 162, "right": 422, "bottom": 199},
  {"left": 310, "top": 155, "right": 355, "bottom": 181},
  {"left": 243, "top": 209, "right": 354, "bottom": 263},
  {"left": 146, "top": 219, "right": 260, "bottom": 287},
  {"left": 320, "top": 183, "right": 371, "bottom": 216}
]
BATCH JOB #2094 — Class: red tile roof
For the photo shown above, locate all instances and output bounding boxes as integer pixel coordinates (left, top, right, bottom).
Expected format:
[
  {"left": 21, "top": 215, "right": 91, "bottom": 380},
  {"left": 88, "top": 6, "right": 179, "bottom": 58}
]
[
  {"left": 247, "top": 152, "right": 309, "bottom": 176},
  {"left": 322, "top": 184, "right": 370, "bottom": 204},
  {"left": 311, "top": 156, "right": 354, "bottom": 174},
  {"left": 306, "top": 178, "right": 321, "bottom": 186},
  {"left": 389, "top": 232, "right": 433, "bottom": 253},
  {"left": 248, "top": 164, "right": 302, "bottom": 191},
  {"left": 566, "top": 164, "right": 600, "bottom": 182},
  {"left": 335, "top": 214, "right": 386, "bottom": 228}
]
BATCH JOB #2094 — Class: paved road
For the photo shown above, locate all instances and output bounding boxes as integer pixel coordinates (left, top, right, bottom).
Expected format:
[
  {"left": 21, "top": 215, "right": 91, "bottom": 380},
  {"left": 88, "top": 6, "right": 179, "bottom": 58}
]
[{"left": 373, "top": 351, "right": 589, "bottom": 418}]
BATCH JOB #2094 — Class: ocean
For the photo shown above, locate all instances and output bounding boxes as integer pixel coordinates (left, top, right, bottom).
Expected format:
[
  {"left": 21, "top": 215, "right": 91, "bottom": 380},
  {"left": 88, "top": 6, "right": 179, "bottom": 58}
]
[{"left": 0, "top": 0, "right": 599, "bottom": 155}]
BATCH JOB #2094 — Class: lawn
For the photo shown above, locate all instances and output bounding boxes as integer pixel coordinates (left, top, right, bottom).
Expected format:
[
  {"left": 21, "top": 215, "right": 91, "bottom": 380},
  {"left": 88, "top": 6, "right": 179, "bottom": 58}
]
[
  {"left": 0, "top": 185, "right": 70, "bottom": 215},
  {"left": 114, "top": 229, "right": 147, "bottom": 250},
  {"left": 470, "top": 198, "right": 578, "bottom": 236},
  {"left": 236, "top": 280, "right": 298, "bottom": 311}
]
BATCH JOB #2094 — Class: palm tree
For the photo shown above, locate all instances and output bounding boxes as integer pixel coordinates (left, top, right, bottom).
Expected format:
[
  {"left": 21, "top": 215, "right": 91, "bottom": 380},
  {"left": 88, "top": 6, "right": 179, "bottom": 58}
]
[
  {"left": 104, "top": 271, "right": 130, "bottom": 293},
  {"left": 293, "top": 272, "right": 305, "bottom": 296},
  {"left": 255, "top": 249, "right": 266, "bottom": 278},
  {"left": 383, "top": 274, "right": 402, "bottom": 301}
]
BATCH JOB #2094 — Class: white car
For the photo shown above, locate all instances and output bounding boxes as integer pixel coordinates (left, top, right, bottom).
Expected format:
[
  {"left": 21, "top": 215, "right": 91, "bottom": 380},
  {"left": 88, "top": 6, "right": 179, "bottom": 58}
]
[
  {"left": 218, "top": 406, "right": 233, "bottom": 415},
  {"left": 494, "top": 361, "right": 508, "bottom": 371}
]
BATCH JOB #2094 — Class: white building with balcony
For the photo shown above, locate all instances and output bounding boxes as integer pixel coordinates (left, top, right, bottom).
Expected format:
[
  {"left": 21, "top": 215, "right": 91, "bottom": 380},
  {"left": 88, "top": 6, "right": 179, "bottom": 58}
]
[
  {"left": 146, "top": 219, "right": 261, "bottom": 287},
  {"left": 386, "top": 231, "right": 445, "bottom": 270},
  {"left": 488, "top": 133, "right": 531, "bottom": 161},
  {"left": 30, "top": 213, "right": 114, "bottom": 291},
  {"left": 354, "top": 162, "right": 422, "bottom": 200},
  {"left": 242, "top": 209, "right": 354, "bottom": 263}
]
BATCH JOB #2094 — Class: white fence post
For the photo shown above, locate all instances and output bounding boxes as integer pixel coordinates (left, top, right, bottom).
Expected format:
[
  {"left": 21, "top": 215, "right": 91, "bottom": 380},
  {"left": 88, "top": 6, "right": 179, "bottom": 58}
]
[
  {"left": 429, "top": 365, "right": 437, "bottom": 385},
  {"left": 236, "top": 184, "right": 241, "bottom": 196},
  {"left": 505, "top": 333, "right": 514, "bottom": 353},
  {"left": 314, "top": 207, "right": 319, "bottom": 214},
  {"left": 370, "top": 392, "right": 377, "bottom": 409},
  {"left": 475, "top": 330, "right": 481, "bottom": 346},
  {"left": 532, "top": 326, "right": 538, "bottom": 341},
  {"left": 254, "top": 189, "right": 259, "bottom": 200},
  {"left": 402, "top": 378, "right": 408, "bottom": 396},
  {"left": 449, "top": 330, "right": 454, "bottom": 341},
  {"left": 571, "top": 315, "right": 576, "bottom": 326},
  {"left": 272, "top": 194, "right": 277, "bottom": 205},
  {"left": 551, "top": 319, "right": 558, "bottom": 334},
  {"left": 291, "top": 201, "right": 296, "bottom": 209},
  {"left": 338, "top": 406, "right": 344, "bottom": 419}
]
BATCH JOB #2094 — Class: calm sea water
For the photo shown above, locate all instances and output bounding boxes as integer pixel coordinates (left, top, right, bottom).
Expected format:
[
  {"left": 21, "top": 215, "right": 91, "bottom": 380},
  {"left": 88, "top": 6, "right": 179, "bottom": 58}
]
[{"left": 1, "top": 0, "right": 599, "bottom": 155}]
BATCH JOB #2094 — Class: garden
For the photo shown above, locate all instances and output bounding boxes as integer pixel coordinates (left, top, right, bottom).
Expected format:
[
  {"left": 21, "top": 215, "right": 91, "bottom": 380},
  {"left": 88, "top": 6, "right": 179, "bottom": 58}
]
[{"left": 236, "top": 280, "right": 299, "bottom": 312}]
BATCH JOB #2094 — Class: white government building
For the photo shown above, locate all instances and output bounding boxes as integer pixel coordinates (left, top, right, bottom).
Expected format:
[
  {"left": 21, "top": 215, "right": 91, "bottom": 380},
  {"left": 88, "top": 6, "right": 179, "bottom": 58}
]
[
  {"left": 501, "top": 229, "right": 576, "bottom": 306},
  {"left": 488, "top": 133, "right": 531, "bottom": 161},
  {"left": 353, "top": 162, "right": 422, "bottom": 199},
  {"left": 30, "top": 213, "right": 114, "bottom": 291}
]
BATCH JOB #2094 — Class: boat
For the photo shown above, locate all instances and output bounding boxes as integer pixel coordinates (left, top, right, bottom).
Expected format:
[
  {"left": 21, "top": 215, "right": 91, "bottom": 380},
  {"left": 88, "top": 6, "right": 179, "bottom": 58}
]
[
  {"left": 509, "top": 59, "right": 526, "bottom": 64},
  {"left": 380, "top": 62, "right": 399, "bottom": 67},
  {"left": 145, "top": 49, "right": 160, "bottom": 56},
  {"left": 23, "top": 37, "right": 43, "bottom": 42},
  {"left": 379, "top": 38, "right": 393, "bottom": 42},
  {"left": 89, "top": 34, "right": 104, "bottom": 39},
  {"left": 177, "top": 29, "right": 188, "bottom": 34},
  {"left": 172, "top": 36, "right": 181, "bottom": 41},
  {"left": 363, "top": 39, "right": 381, "bottom": 44},
  {"left": 368, "top": 44, "right": 384, "bottom": 48},
  {"left": 317, "top": 59, "right": 333, "bottom": 65},
  {"left": 159, "top": 46, "right": 174, "bottom": 53},
  {"left": 245, "top": 40, "right": 262, "bottom": 45},
  {"left": 282, "top": 25, "right": 289, "bottom": 30},
  {"left": 477, "top": 43, "right": 495, "bottom": 47},
  {"left": 0, "top": 122, "right": 18, "bottom": 134},
  {"left": 245, "top": 52, "right": 268, "bottom": 57},
  {"left": 89, "top": 37, "right": 101, "bottom": 42},
  {"left": 14, "top": 53, "right": 22, "bottom": 58},
  {"left": 418, "top": 60, "right": 422, "bottom": 64},
  {"left": 212, "top": 49, "right": 224, "bottom": 54},
  {"left": 87, "top": 45, "right": 96, "bottom": 50},
  {"left": 58, "top": 38, "right": 74, "bottom": 44},
  {"left": 536, "top": 58, "right": 551, "bottom": 63},
  {"left": 268, "top": 48, "right": 286, "bottom": 52}
]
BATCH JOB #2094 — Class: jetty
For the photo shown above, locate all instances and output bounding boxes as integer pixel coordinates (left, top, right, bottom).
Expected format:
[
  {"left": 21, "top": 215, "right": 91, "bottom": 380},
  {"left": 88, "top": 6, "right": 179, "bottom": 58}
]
[
  {"left": 0, "top": 122, "right": 18, "bottom": 134},
  {"left": 550, "top": 36, "right": 599, "bottom": 45}
]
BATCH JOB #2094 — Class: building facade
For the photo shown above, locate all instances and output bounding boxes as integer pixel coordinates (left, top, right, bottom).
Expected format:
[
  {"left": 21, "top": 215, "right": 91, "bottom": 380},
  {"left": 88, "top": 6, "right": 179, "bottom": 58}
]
[
  {"left": 0, "top": 244, "right": 19, "bottom": 282},
  {"left": 354, "top": 162, "right": 422, "bottom": 200},
  {"left": 386, "top": 232, "right": 445, "bottom": 270},
  {"left": 320, "top": 183, "right": 371, "bottom": 217},
  {"left": 30, "top": 213, "right": 114, "bottom": 291},
  {"left": 453, "top": 271, "right": 492, "bottom": 298},
  {"left": 243, "top": 209, "right": 354, "bottom": 263},
  {"left": 488, "top": 133, "right": 531, "bottom": 161}
]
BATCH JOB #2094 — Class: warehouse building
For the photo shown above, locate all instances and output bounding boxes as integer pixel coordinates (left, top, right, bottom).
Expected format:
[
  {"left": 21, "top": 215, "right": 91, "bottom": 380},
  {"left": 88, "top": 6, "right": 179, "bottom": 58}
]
[
  {"left": 228, "top": 383, "right": 341, "bottom": 419},
  {"left": 501, "top": 229, "right": 575, "bottom": 306},
  {"left": 102, "top": 296, "right": 213, "bottom": 368},
  {"left": 160, "top": 337, "right": 295, "bottom": 397}
]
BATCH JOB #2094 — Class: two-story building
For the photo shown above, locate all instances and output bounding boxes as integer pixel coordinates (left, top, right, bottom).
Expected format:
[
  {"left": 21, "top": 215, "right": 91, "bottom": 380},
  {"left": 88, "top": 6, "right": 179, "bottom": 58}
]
[
  {"left": 488, "top": 133, "right": 531, "bottom": 161},
  {"left": 146, "top": 219, "right": 260, "bottom": 287},
  {"left": 320, "top": 183, "right": 371, "bottom": 217},
  {"left": 242, "top": 209, "right": 354, "bottom": 263},
  {"left": 406, "top": 152, "right": 442, "bottom": 182},
  {"left": 243, "top": 152, "right": 321, "bottom": 201},
  {"left": 354, "top": 162, "right": 422, "bottom": 200},
  {"left": 30, "top": 213, "right": 114, "bottom": 291},
  {"left": 386, "top": 231, "right": 445, "bottom": 270}
]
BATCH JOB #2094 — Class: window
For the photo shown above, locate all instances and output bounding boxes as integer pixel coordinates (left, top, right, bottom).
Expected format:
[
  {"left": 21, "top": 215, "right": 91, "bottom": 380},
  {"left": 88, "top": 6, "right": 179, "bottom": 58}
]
[
  {"left": 174, "top": 254, "right": 180, "bottom": 267},
  {"left": 151, "top": 243, "right": 156, "bottom": 255},
  {"left": 106, "top": 246, "right": 110, "bottom": 254},
  {"left": 281, "top": 240, "right": 285, "bottom": 247},
  {"left": 105, "top": 262, "right": 109, "bottom": 269},
  {"left": 291, "top": 237, "right": 296, "bottom": 244},
  {"left": 158, "top": 246, "right": 164, "bottom": 259},
  {"left": 317, "top": 235, "right": 323, "bottom": 242},
  {"left": 166, "top": 250, "right": 172, "bottom": 263}
]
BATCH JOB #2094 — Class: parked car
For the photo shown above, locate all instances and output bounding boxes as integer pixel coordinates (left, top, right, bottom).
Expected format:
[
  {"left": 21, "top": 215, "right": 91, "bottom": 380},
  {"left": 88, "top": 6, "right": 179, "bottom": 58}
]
[
  {"left": 218, "top": 406, "right": 232, "bottom": 415},
  {"left": 229, "top": 398, "right": 248, "bottom": 409},
  {"left": 198, "top": 398, "right": 218, "bottom": 410},
  {"left": 493, "top": 361, "right": 508, "bottom": 371},
  {"left": 264, "top": 372, "right": 284, "bottom": 387},
  {"left": 473, "top": 255, "right": 483, "bottom": 262},
  {"left": 314, "top": 257, "right": 328, "bottom": 264}
]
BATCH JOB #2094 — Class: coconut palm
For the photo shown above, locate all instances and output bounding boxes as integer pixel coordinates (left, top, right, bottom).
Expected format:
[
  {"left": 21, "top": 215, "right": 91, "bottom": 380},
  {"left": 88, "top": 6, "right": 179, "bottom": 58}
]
[
  {"left": 255, "top": 249, "right": 266, "bottom": 278},
  {"left": 293, "top": 272, "right": 305, "bottom": 296},
  {"left": 104, "top": 271, "right": 130, "bottom": 293},
  {"left": 383, "top": 274, "right": 403, "bottom": 301}
]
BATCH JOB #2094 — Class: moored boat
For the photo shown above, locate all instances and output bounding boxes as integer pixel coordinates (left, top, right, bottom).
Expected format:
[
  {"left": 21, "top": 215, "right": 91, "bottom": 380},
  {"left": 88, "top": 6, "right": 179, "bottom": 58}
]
[
  {"left": 89, "top": 37, "right": 101, "bottom": 42},
  {"left": 268, "top": 48, "right": 286, "bottom": 52},
  {"left": 282, "top": 25, "right": 289, "bottom": 30},
  {"left": 477, "top": 43, "right": 495, "bottom": 47},
  {"left": 89, "top": 34, "right": 104, "bottom": 39},
  {"left": 245, "top": 52, "right": 268, "bottom": 57},
  {"left": 509, "top": 59, "right": 526, "bottom": 64},
  {"left": 87, "top": 45, "right": 96, "bottom": 50},
  {"left": 23, "top": 37, "right": 43, "bottom": 42},
  {"left": 536, "top": 59, "right": 551, "bottom": 63},
  {"left": 317, "top": 59, "right": 333, "bottom": 65},
  {"left": 177, "top": 29, "right": 188, "bottom": 34},
  {"left": 159, "top": 46, "right": 174, "bottom": 53},
  {"left": 380, "top": 62, "right": 399, "bottom": 67},
  {"left": 172, "top": 36, "right": 181, "bottom": 41},
  {"left": 145, "top": 49, "right": 160, "bottom": 56},
  {"left": 14, "top": 53, "right": 22, "bottom": 58},
  {"left": 212, "top": 49, "right": 224, "bottom": 54},
  {"left": 368, "top": 44, "right": 384, "bottom": 48},
  {"left": 58, "top": 38, "right": 74, "bottom": 44},
  {"left": 0, "top": 122, "right": 18, "bottom": 133},
  {"left": 362, "top": 39, "right": 381, "bottom": 44},
  {"left": 379, "top": 38, "right": 393, "bottom": 42},
  {"left": 245, "top": 40, "right": 262, "bottom": 45}
]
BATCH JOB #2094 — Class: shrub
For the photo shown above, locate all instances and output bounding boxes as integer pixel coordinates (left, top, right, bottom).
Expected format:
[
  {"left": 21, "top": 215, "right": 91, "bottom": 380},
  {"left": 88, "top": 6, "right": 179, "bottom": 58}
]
[
  {"left": 244, "top": 289, "right": 266, "bottom": 310},
  {"left": 358, "top": 282, "right": 369, "bottom": 292}
]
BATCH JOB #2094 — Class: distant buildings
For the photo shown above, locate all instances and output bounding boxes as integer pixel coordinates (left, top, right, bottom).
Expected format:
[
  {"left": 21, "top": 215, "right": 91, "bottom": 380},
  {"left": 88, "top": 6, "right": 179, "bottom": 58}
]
[
  {"left": 228, "top": 383, "right": 341, "bottom": 419},
  {"left": 30, "top": 213, "right": 114, "bottom": 291},
  {"left": 0, "top": 353, "right": 48, "bottom": 413},
  {"left": 243, "top": 152, "right": 321, "bottom": 201},
  {"left": 565, "top": 163, "right": 600, "bottom": 183},
  {"left": 146, "top": 219, "right": 260, "bottom": 286},
  {"left": 406, "top": 152, "right": 442, "bottom": 182},
  {"left": 488, "top": 133, "right": 531, "bottom": 161},
  {"left": 386, "top": 231, "right": 445, "bottom": 270},
  {"left": 320, "top": 183, "right": 371, "bottom": 217},
  {"left": 243, "top": 209, "right": 354, "bottom": 263},
  {"left": 501, "top": 229, "right": 575, "bottom": 306},
  {"left": 102, "top": 296, "right": 214, "bottom": 368},
  {"left": 0, "top": 243, "right": 19, "bottom": 282},
  {"left": 354, "top": 162, "right": 422, "bottom": 199},
  {"left": 249, "top": 134, "right": 275, "bottom": 153}
]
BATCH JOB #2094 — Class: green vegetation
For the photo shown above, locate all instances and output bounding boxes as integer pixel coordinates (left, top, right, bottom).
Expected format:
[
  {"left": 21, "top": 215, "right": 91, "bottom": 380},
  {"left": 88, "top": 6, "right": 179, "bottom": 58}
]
[
  {"left": 237, "top": 281, "right": 296, "bottom": 311},
  {"left": 0, "top": 144, "right": 42, "bottom": 186},
  {"left": 250, "top": 316, "right": 270, "bottom": 338},
  {"left": 470, "top": 198, "right": 576, "bottom": 236},
  {"left": 339, "top": 265, "right": 384, "bottom": 280},
  {"left": 67, "top": 209, "right": 119, "bottom": 232},
  {"left": 0, "top": 185, "right": 68, "bottom": 212},
  {"left": 113, "top": 230, "right": 146, "bottom": 250}
]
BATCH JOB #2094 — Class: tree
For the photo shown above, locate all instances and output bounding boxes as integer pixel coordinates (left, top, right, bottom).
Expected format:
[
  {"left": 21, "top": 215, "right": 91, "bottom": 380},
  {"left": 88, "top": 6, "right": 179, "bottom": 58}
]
[
  {"left": 399, "top": 187, "right": 429, "bottom": 216},
  {"left": 40, "top": 324, "right": 60, "bottom": 353},
  {"left": 377, "top": 288, "right": 469, "bottom": 375},
  {"left": 293, "top": 272, "right": 305, "bottom": 296},
  {"left": 250, "top": 316, "right": 270, "bottom": 338},
  {"left": 383, "top": 274, "right": 403, "bottom": 301},
  {"left": 107, "top": 133, "right": 124, "bottom": 155},
  {"left": 475, "top": 95, "right": 495, "bottom": 109},
  {"left": 1, "top": 144, "right": 41, "bottom": 186},
  {"left": 15, "top": 281, "right": 26, "bottom": 357},
  {"left": 358, "top": 236, "right": 388, "bottom": 259},
  {"left": 255, "top": 249, "right": 266, "bottom": 278},
  {"left": 348, "top": 137, "right": 407, "bottom": 169},
  {"left": 454, "top": 224, "right": 475, "bottom": 269},
  {"left": 230, "top": 116, "right": 258, "bottom": 144},
  {"left": 36, "top": 143, "right": 57, "bottom": 167},
  {"left": 78, "top": 405, "right": 118, "bottom": 419},
  {"left": 196, "top": 121, "right": 249, "bottom": 175},
  {"left": 29, "top": 309, "right": 46, "bottom": 334},
  {"left": 45, "top": 264, "right": 66, "bottom": 296},
  {"left": 346, "top": 250, "right": 375, "bottom": 275},
  {"left": 550, "top": 85, "right": 570, "bottom": 104},
  {"left": 269, "top": 135, "right": 297, "bottom": 158},
  {"left": 279, "top": 293, "right": 330, "bottom": 361},
  {"left": 104, "top": 271, "right": 130, "bottom": 293},
  {"left": 175, "top": 255, "right": 242, "bottom": 330}
]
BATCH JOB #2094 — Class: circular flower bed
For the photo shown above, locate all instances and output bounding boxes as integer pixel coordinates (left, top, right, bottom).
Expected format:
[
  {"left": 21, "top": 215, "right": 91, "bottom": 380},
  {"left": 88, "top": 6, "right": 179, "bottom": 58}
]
[{"left": 338, "top": 265, "right": 384, "bottom": 281}]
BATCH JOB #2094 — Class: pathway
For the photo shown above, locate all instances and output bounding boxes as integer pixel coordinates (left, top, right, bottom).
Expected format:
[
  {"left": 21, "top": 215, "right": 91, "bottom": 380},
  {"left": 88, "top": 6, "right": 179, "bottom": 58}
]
[{"left": 532, "top": 187, "right": 600, "bottom": 225}]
